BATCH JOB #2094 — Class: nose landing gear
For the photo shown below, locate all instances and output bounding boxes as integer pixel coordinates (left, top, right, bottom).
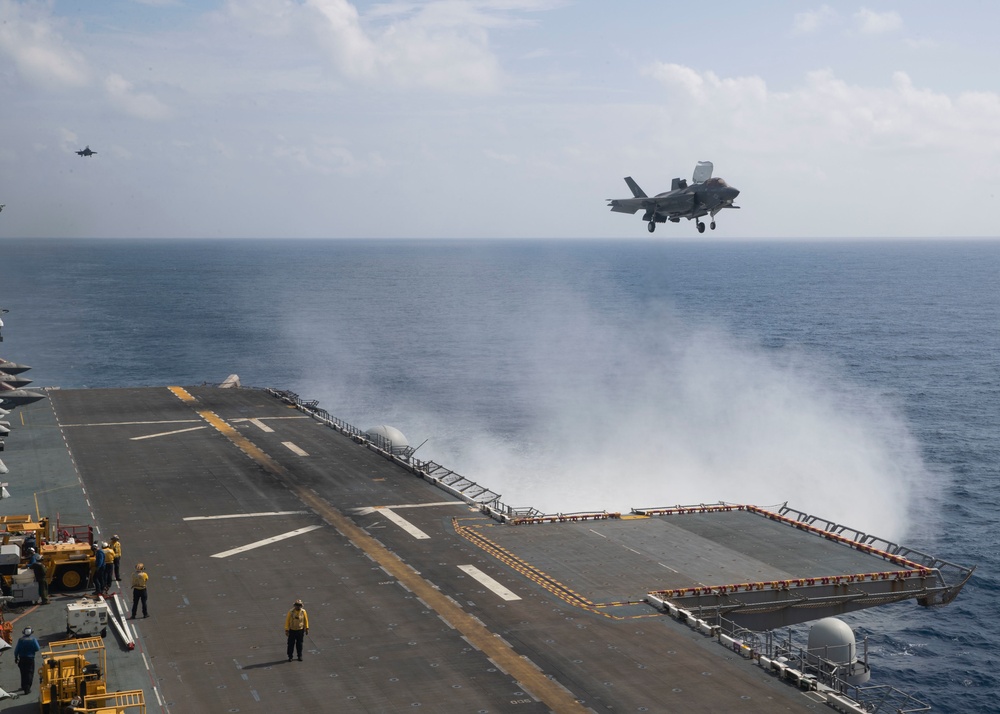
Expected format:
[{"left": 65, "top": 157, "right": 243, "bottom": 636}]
[
  {"left": 647, "top": 221, "right": 656, "bottom": 233},
  {"left": 696, "top": 221, "right": 706, "bottom": 234}
]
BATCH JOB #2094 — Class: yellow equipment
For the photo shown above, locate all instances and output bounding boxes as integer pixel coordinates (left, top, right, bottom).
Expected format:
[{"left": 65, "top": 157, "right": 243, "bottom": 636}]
[
  {"left": 71, "top": 690, "right": 146, "bottom": 713},
  {"left": 0, "top": 514, "right": 96, "bottom": 592},
  {"left": 41, "top": 541, "right": 97, "bottom": 591},
  {"left": 38, "top": 636, "right": 107, "bottom": 713}
]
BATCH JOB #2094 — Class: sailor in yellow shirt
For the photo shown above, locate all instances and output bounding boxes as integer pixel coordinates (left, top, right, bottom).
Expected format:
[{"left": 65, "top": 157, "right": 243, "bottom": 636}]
[
  {"left": 285, "top": 599, "right": 309, "bottom": 661},
  {"left": 110, "top": 535, "right": 122, "bottom": 581},
  {"left": 130, "top": 563, "right": 149, "bottom": 619},
  {"left": 101, "top": 542, "right": 115, "bottom": 594}
]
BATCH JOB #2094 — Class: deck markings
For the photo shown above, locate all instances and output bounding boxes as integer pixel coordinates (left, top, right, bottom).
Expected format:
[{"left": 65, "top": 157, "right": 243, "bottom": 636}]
[
  {"left": 167, "top": 390, "right": 589, "bottom": 713},
  {"left": 382, "top": 501, "right": 464, "bottom": 510},
  {"left": 351, "top": 501, "right": 465, "bottom": 516},
  {"left": 183, "top": 510, "right": 309, "bottom": 522},
  {"left": 282, "top": 441, "right": 309, "bottom": 456},
  {"left": 377, "top": 507, "right": 430, "bottom": 540},
  {"left": 458, "top": 564, "right": 522, "bottom": 601},
  {"left": 248, "top": 418, "right": 274, "bottom": 433},
  {"left": 130, "top": 426, "right": 207, "bottom": 441},
  {"left": 61, "top": 419, "right": 203, "bottom": 428},
  {"left": 169, "top": 386, "right": 197, "bottom": 403},
  {"left": 210, "top": 525, "right": 323, "bottom": 559}
]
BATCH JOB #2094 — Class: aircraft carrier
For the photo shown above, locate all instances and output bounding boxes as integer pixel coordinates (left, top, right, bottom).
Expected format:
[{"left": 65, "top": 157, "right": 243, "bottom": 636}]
[{"left": 0, "top": 380, "right": 973, "bottom": 713}]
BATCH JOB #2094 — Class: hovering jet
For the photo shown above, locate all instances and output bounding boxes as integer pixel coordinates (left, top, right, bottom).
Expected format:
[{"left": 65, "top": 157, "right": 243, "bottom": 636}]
[
  {"left": 607, "top": 161, "right": 740, "bottom": 234},
  {"left": 76, "top": 146, "right": 97, "bottom": 157}
]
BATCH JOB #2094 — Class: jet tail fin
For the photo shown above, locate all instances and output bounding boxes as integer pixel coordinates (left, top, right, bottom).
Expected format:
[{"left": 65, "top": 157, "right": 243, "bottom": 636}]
[{"left": 624, "top": 177, "right": 647, "bottom": 198}]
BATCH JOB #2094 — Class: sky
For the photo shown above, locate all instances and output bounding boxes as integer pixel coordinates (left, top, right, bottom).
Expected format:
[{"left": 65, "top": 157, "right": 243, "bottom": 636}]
[{"left": 1, "top": 0, "right": 999, "bottom": 239}]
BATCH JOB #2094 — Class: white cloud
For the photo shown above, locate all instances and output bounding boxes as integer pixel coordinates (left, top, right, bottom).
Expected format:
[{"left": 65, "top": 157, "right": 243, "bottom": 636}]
[
  {"left": 104, "top": 73, "right": 171, "bottom": 120},
  {"left": 646, "top": 62, "right": 1000, "bottom": 156},
  {"left": 0, "top": 0, "right": 90, "bottom": 89},
  {"left": 307, "top": 0, "right": 379, "bottom": 79},
  {"left": 644, "top": 63, "right": 766, "bottom": 108},
  {"left": 219, "top": 0, "right": 508, "bottom": 93},
  {"left": 792, "top": 4, "right": 837, "bottom": 35},
  {"left": 855, "top": 7, "right": 902, "bottom": 34}
]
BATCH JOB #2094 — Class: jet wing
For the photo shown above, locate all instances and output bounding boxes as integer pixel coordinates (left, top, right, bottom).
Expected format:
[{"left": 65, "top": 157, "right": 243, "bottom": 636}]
[{"left": 607, "top": 197, "right": 648, "bottom": 214}]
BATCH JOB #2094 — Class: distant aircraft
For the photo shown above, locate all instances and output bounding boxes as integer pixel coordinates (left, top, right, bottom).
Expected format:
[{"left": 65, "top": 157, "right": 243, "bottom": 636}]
[
  {"left": 76, "top": 146, "right": 97, "bottom": 157},
  {"left": 607, "top": 161, "right": 740, "bottom": 233},
  {"left": 0, "top": 204, "right": 5, "bottom": 212}
]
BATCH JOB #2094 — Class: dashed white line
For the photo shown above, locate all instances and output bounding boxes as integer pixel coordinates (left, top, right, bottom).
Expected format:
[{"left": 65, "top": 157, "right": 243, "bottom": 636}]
[
  {"left": 282, "top": 441, "right": 309, "bottom": 456},
  {"left": 458, "top": 565, "right": 522, "bottom": 601},
  {"left": 249, "top": 418, "right": 274, "bottom": 433},
  {"left": 378, "top": 508, "right": 430, "bottom": 540}
]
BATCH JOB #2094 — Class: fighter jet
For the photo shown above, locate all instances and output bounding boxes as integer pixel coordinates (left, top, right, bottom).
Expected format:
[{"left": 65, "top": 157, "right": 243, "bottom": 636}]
[
  {"left": 76, "top": 146, "right": 97, "bottom": 157},
  {"left": 0, "top": 385, "right": 46, "bottom": 408},
  {"left": 0, "top": 360, "right": 31, "bottom": 374},
  {"left": 607, "top": 161, "right": 740, "bottom": 234},
  {"left": 0, "top": 372, "right": 32, "bottom": 389}
]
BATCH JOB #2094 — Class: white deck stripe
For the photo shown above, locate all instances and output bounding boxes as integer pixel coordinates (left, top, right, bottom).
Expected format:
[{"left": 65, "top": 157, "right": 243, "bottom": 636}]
[
  {"left": 381, "top": 501, "right": 465, "bottom": 509},
  {"left": 458, "top": 565, "right": 522, "bottom": 601},
  {"left": 210, "top": 525, "right": 323, "bottom": 558},
  {"left": 283, "top": 441, "right": 309, "bottom": 456},
  {"left": 130, "top": 426, "right": 207, "bottom": 441},
  {"left": 378, "top": 508, "right": 430, "bottom": 540},
  {"left": 184, "top": 511, "right": 309, "bottom": 521},
  {"left": 249, "top": 418, "right": 274, "bottom": 433}
]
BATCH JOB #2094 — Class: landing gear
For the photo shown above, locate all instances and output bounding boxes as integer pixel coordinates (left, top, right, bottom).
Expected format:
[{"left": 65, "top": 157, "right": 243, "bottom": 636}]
[
  {"left": 710, "top": 221, "right": 716, "bottom": 230},
  {"left": 696, "top": 221, "right": 705, "bottom": 234},
  {"left": 647, "top": 221, "right": 656, "bottom": 233}
]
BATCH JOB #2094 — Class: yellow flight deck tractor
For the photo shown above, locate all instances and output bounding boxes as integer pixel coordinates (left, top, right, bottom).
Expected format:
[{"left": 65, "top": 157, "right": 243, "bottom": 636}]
[
  {"left": 39, "top": 636, "right": 107, "bottom": 713},
  {"left": 0, "top": 514, "right": 96, "bottom": 594}
]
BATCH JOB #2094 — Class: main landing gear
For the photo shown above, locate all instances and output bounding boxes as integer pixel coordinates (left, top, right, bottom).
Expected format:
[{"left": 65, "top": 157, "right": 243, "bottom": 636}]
[
  {"left": 695, "top": 220, "right": 717, "bottom": 234},
  {"left": 647, "top": 221, "right": 656, "bottom": 233}
]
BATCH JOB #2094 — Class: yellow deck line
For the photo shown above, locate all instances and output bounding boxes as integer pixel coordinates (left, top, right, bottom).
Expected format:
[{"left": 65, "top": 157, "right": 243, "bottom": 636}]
[{"left": 169, "top": 387, "right": 588, "bottom": 713}]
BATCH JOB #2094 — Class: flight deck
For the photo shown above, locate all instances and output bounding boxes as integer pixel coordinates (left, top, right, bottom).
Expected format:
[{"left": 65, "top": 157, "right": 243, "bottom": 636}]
[{"left": 0, "top": 384, "right": 972, "bottom": 713}]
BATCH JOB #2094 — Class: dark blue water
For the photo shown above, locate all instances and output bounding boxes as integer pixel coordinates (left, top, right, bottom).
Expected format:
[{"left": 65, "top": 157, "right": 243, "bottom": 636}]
[{"left": 1, "top": 238, "right": 996, "bottom": 712}]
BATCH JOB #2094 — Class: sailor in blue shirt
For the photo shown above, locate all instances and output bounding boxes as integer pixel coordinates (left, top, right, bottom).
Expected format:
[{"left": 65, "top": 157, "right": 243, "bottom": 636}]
[
  {"left": 13, "top": 626, "right": 41, "bottom": 693},
  {"left": 92, "top": 543, "right": 106, "bottom": 595}
]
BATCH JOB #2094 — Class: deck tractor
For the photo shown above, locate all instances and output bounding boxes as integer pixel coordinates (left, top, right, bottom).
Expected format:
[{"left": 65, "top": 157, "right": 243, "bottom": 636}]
[{"left": 0, "top": 515, "right": 96, "bottom": 595}]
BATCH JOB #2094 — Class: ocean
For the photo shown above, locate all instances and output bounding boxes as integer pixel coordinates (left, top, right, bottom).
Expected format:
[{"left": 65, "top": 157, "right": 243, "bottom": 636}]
[{"left": 1, "top": 237, "right": 996, "bottom": 712}]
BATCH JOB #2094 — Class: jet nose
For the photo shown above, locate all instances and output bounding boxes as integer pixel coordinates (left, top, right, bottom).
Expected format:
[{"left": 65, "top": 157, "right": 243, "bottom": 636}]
[{"left": 726, "top": 187, "right": 740, "bottom": 200}]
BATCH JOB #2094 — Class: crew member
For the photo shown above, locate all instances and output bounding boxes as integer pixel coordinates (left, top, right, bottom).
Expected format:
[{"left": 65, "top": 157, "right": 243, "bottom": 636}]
[
  {"left": 13, "top": 626, "right": 41, "bottom": 693},
  {"left": 110, "top": 535, "right": 122, "bottom": 581},
  {"left": 284, "top": 599, "right": 309, "bottom": 661},
  {"left": 91, "top": 543, "right": 105, "bottom": 595},
  {"left": 130, "top": 562, "right": 148, "bottom": 618},
  {"left": 101, "top": 542, "right": 115, "bottom": 594},
  {"left": 29, "top": 557, "right": 48, "bottom": 605}
]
